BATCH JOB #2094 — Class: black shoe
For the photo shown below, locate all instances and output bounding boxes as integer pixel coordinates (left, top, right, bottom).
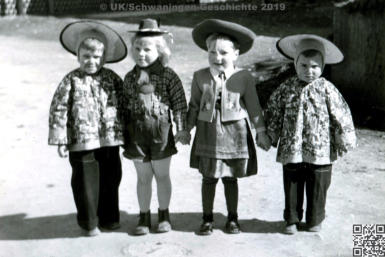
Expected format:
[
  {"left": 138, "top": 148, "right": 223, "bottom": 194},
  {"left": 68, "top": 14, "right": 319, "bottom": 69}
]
[
  {"left": 134, "top": 211, "right": 151, "bottom": 235},
  {"left": 199, "top": 221, "right": 213, "bottom": 235},
  {"left": 225, "top": 212, "right": 241, "bottom": 234},
  {"left": 225, "top": 220, "right": 241, "bottom": 234},
  {"left": 99, "top": 222, "right": 121, "bottom": 231},
  {"left": 156, "top": 208, "right": 172, "bottom": 233},
  {"left": 199, "top": 213, "right": 214, "bottom": 235}
]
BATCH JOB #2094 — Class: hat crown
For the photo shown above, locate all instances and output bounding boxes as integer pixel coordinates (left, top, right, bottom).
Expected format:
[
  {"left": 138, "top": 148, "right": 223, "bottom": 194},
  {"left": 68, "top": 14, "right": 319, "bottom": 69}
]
[
  {"left": 138, "top": 19, "right": 160, "bottom": 31},
  {"left": 296, "top": 38, "right": 325, "bottom": 57}
]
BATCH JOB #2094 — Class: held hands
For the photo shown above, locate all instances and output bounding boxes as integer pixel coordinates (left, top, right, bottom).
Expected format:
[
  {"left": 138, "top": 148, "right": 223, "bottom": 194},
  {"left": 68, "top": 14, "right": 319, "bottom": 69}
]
[
  {"left": 58, "top": 145, "right": 69, "bottom": 158},
  {"left": 256, "top": 131, "right": 271, "bottom": 151},
  {"left": 175, "top": 130, "right": 191, "bottom": 145}
]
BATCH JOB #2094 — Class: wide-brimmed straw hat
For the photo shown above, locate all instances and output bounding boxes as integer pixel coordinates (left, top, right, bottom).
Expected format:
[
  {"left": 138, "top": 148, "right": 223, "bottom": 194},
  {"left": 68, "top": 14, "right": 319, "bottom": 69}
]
[
  {"left": 192, "top": 19, "right": 256, "bottom": 54},
  {"left": 276, "top": 34, "right": 344, "bottom": 64},
  {"left": 60, "top": 20, "right": 127, "bottom": 63},
  {"left": 128, "top": 18, "right": 169, "bottom": 35}
]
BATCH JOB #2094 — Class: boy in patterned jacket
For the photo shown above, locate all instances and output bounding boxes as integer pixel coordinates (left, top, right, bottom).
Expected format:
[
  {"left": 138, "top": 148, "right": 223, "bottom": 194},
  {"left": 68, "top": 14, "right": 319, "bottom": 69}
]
[
  {"left": 48, "top": 21, "right": 127, "bottom": 236},
  {"left": 266, "top": 34, "right": 357, "bottom": 234}
]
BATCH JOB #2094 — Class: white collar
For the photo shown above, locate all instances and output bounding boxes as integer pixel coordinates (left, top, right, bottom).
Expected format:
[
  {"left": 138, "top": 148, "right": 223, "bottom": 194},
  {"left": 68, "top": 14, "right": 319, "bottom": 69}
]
[{"left": 209, "top": 66, "right": 236, "bottom": 80}]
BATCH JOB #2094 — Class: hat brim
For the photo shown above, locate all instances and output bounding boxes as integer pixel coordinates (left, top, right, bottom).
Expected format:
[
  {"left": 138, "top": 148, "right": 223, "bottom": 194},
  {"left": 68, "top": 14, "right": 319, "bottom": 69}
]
[
  {"left": 277, "top": 34, "right": 344, "bottom": 64},
  {"left": 192, "top": 19, "right": 255, "bottom": 54},
  {"left": 128, "top": 29, "right": 169, "bottom": 35},
  {"left": 60, "top": 20, "right": 127, "bottom": 63}
]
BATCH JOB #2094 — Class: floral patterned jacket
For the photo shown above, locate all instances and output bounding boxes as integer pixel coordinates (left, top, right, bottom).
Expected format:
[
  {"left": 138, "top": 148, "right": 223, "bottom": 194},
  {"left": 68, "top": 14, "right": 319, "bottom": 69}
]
[
  {"left": 265, "top": 76, "right": 357, "bottom": 165},
  {"left": 48, "top": 68, "right": 124, "bottom": 151}
]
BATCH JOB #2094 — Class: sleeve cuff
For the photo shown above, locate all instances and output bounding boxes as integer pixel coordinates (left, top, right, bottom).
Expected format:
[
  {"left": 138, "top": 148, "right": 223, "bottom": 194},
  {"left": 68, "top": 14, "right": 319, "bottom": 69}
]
[{"left": 174, "top": 113, "right": 187, "bottom": 132}]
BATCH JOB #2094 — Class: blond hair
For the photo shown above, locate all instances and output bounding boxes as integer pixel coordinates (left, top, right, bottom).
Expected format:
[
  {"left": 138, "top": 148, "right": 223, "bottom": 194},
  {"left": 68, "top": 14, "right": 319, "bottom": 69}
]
[
  {"left": 130, "top": 34, "right": 171, "bottom": 66},
  {"left": 78, "top": 38, "right": 105, "bottom": 55}
]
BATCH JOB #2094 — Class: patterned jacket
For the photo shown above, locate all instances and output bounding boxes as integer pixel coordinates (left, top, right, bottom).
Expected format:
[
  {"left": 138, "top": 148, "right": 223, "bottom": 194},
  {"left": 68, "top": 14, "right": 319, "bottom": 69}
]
[
  {"left": 48, "top": 67, "right": 124, "bottom": 151},
  {"left": 265, "top": 76, "right": 357, "bottom": 165}
]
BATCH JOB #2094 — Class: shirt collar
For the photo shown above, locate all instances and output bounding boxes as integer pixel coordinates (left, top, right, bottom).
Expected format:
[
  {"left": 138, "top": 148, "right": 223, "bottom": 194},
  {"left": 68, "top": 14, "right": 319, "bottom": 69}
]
[{"left": 209, "top": 66, "right": 236, "bottom": 80}]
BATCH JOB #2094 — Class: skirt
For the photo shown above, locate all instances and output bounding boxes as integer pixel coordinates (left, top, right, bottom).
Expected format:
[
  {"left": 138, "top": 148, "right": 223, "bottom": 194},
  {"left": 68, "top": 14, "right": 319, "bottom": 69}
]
[{"left": 190, "top": 109, "right": 258, "bottom": 178}]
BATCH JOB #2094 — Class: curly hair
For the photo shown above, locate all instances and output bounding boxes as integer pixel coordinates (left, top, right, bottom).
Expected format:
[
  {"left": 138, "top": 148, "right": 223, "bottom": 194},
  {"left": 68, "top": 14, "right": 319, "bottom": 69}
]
[{"left": 130, "top": 33, "right": 171, "bottom": 66}]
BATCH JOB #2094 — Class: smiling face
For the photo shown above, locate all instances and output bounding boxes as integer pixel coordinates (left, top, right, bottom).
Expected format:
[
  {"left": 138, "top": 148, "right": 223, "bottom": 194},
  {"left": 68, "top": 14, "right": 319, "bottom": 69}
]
[
  {"left": 77, "top": 38, "right": 105, "bottom": 74},
  {"left": 78, "top": 47, "right": 104, "bottom": 74},
  {"left": 132, "top": 37, "right": 160, "bottom": 67},
  {"left": 295, "top": 51, "right": 324, "bottom": 83},
  {"left": 207, "top": 38, "right": 239, "bottom": 73}
]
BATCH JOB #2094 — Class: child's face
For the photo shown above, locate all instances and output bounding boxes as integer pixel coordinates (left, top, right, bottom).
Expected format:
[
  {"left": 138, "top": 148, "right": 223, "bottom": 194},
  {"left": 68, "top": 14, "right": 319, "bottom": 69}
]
[
  {"left": 295, "top": 53, "right": 323, "bottom": 83},
  {"left": 132, "top": 37, "right": 159, "bottom": 67},
  {"left": 208, "top": 39, "right": 239, "bottom": 73},
  {"left": 78, "top": 47, "right": 104, "bottom": 74}
]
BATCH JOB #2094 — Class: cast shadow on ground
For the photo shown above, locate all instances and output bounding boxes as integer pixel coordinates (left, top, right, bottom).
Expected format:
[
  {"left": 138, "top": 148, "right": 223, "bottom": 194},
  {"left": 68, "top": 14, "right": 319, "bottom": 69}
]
[{"left": 0, "top": 212, "right": 285, "bottom": 240}]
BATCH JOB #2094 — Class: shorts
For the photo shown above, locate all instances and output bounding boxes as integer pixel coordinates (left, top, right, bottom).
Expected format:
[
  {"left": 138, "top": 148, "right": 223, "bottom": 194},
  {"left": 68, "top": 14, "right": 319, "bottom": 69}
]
[{"left": 123, "top": 114, "right": 177, "bottom": 162}]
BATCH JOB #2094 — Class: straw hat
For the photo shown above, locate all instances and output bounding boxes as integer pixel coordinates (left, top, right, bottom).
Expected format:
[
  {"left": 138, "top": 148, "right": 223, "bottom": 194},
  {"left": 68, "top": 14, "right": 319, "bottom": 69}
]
[
  {"left": 276, "top": 34, "right": 344, "bottom": 64},
  {"left": 60, "top": 20, "right": 127, "bottom": 63},
  {"left": 192, "top": 19, "right": 256, "bottom": 54}
]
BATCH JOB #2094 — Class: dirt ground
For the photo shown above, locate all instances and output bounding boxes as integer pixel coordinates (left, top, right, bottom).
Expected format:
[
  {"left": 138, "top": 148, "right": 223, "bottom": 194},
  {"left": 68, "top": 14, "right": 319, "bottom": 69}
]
[{"left": 0, "top": 13, "right": 385, "bottom": 257}]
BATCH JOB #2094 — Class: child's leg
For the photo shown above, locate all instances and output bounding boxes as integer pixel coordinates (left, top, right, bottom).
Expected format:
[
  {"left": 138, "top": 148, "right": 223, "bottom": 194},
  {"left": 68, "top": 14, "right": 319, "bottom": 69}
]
[
  {"left": 202, "top": 176, "right": 219, "bottom": 216},
  {"left": 222, "top": 176, "right": 240, "bottom": 234},
  {"left": 151, "top": 157, "right": 172, "bottom": 210},
  {"left": 199, "top": 176, "right": 218, "bottom": 235},
  {"left": 69, "top": 150, "right": 100, "bottom": 231},
  {"left": 96, "top": 146, "right": 122, "bottom": 228},
  {"left": 222, "top": 177, "right": 238, "bottom": 216},
  {"left": 134, "top": 161, "right": 154, "bottom": 212},
  {"left": 283, "top": 163, "right": 306, "bottom": 225},
  {"left": 152, "top": 157, "right": 172, "bottom": 232},
  {"left": 305, "top": 164, "right": 332, "bottom": 227}
]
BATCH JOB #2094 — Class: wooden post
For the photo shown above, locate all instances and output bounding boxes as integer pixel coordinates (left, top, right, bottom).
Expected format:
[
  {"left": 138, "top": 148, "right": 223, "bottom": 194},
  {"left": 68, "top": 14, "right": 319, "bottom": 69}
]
[
  {"left": 331, "top": 0, "right": 385, "bottom": 127},
  {"left": 47, "top": 0, "right": 54, "bottom": 14}
]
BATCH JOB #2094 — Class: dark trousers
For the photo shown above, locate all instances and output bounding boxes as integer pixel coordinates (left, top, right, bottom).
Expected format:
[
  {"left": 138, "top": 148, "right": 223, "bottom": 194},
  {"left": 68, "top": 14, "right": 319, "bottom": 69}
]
[
  {"left": 69, "top": 146, "right": 122, "bottom": 230},
  {"left": 202, "top": 176, "right": 238, "bottom": 218},
  {"left": 283, "top": 163, "right": 332, "bottom": 226}
]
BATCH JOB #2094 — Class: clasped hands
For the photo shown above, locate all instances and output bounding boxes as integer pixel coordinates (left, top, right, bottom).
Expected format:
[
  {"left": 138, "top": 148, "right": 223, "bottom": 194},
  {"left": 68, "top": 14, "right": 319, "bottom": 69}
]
[
  {"left": 175, "top": 130, "right": 191, "bottom": 145},
  {"left": 256, "top": 131, "right": 271, "bottom": 151}
]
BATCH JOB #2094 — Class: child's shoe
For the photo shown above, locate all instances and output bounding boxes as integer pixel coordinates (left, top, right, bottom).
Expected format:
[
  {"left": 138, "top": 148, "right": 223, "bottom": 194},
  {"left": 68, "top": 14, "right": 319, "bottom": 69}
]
[
  {"left": 134, "top": 211, "right": 151, "bottom": 235},
  {"left": 307, "top": 223, "right": 322, "bottom": 232},
  {"left": 81, "top": 227, "right": 101, "bottom": 237},
  {"left": 156, "top": 208, "right": 172, "bottom": 233},
  {"left": 225, "top": 213, "right": 241, "bottom": 234},
  {"left": 99, "top": 222, "right": 121, "bottom": 231},
  {"left": 284, "top": 223, "right": 298, "bottom": 235},
  {"left": 199, "top": 213, "right": 214, "bottom": 235}
]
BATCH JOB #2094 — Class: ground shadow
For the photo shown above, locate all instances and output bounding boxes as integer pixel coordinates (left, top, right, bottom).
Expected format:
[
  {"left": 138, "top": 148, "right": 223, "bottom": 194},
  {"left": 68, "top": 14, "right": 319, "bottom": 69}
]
[
  {"left": 236, "top": 218, "right": 285, "bottom": 234},
  {"left": 0, "top": 212, "right": 132, "bottom": 240},
  {"left": 0, "top": 212, "right": 285, "bottom": 240}
]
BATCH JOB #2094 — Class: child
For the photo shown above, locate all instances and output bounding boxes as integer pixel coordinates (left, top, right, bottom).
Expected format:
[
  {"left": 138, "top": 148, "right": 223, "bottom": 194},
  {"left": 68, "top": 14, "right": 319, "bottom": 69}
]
[
  {"left": 48, "top": 21, "right": 127, "bottom": 236},
  {"left": 120, "top": 19, "right": 189, "bottom": 235},
  {"left": 187, "top": 19, "right": 271, "bottom": 235},
  {"left": 266, "top": 34, "right": 357, "bottom": 234}
]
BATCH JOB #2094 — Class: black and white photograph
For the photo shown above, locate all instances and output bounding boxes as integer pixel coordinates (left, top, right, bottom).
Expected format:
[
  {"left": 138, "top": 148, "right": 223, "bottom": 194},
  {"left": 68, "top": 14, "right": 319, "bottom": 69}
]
[{"left": 0, "top": 0, "right": 384, "bottom": 256}]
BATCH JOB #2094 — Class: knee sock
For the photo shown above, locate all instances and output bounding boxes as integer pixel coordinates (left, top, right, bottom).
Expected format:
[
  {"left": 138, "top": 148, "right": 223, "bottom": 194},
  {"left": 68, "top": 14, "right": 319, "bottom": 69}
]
[
  {"left": 202, "top": 176, "right": 219, "bottom": 215},
  {"left": 222, "top": 177, "right": 238, "bottom": 216}
]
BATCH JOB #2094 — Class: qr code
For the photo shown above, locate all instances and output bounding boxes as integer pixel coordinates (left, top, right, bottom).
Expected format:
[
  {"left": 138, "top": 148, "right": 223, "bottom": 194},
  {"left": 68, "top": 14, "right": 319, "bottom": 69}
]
[{"left": 353, "top": 224, "right": 385, "bottom": 257}]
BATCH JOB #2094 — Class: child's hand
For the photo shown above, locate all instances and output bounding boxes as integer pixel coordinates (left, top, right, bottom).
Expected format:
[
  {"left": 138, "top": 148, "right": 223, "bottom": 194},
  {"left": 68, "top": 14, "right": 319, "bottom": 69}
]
[
  {"left": 58, "top": 145, "right": 69, "bottom": 158},
  {"left": 175, "top": 130, "right": 191, "bottom": 145},
  {"left": 256, "top": 131, "right": 271, "bottom": 151}
]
